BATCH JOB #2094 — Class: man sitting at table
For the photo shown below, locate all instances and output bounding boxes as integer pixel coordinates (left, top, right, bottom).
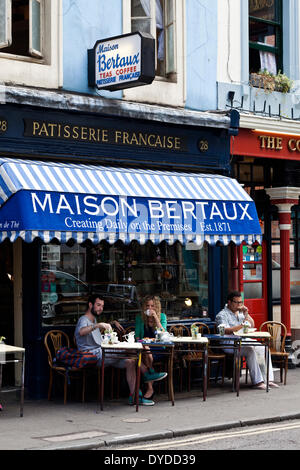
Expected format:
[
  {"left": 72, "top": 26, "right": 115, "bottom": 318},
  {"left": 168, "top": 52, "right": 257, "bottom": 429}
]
[
  {"left": 75, "top": 294, "right": 167, "bottom": 405},
  {"left": 216, "top": 291, "right": 279, "bottom": 390}
]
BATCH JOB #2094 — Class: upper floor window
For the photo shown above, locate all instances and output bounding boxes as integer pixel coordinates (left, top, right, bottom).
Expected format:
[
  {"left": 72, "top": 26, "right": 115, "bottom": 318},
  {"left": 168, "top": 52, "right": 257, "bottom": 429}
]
[
  {"left": 0, "top": 0, "right": 44, "bottom": 59},
  {"left": 130, "top": 0, "right": 176, "bottom": 80},
  {"left": 249, "top": 0, "right": 282, "bottom": 75}
]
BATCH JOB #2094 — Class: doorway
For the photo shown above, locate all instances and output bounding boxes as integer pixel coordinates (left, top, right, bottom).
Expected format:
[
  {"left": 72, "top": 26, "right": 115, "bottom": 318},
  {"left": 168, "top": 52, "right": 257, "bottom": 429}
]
[
  {"left": 0, "top": 240, "right": 14, "bottom": 385},
  {"left": 238, "top": 241, "right": 268, "bottom": 328}
]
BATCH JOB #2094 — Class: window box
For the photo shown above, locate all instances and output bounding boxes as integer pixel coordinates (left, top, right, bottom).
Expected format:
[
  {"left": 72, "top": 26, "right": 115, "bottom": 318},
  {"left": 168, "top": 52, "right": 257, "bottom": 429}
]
[{"left": 250, "top": 71, "right": 293, "bottom": 94}]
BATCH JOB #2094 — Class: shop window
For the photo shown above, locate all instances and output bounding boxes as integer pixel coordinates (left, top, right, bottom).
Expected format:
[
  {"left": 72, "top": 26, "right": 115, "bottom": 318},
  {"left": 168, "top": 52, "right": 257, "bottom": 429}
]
[
  {"left": 0, "top": 0, "right": 44, "bottom": 58},
  {"left": 249, "top": 0, "right": 282, "bottom": 74},
  {"left": 130, "top": 0, "right": 175, "bottom": 79},
  {"left": 40, "top": 240, "right": 208, "bottom": 327}
]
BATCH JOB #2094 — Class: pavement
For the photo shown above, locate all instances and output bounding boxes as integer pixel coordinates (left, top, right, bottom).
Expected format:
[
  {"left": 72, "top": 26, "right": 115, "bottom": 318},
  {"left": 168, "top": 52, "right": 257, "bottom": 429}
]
[{"left": 1, "top": 367, "right": 300, "bottom": 450}]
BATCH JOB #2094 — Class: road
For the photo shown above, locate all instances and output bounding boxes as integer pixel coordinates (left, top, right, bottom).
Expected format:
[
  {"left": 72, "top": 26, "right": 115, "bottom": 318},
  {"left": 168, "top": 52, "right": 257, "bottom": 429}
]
[{"left": 103, "top": 420, "right": 300, "bottom": 452}]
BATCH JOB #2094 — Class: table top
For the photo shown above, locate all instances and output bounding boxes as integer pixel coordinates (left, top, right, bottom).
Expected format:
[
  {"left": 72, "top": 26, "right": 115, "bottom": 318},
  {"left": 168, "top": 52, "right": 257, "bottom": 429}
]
[
  {"left": 233, "top": 331, "right": 271, "bottom": 338},
  {"left": 141, "top": 340, "right": 174, "bottom": 347},
  {"left": 0, "top": 344, "right": 25, "bottom": 353},
  {"left": 101, "top": 342, "right": 143, "bottom": 350}
]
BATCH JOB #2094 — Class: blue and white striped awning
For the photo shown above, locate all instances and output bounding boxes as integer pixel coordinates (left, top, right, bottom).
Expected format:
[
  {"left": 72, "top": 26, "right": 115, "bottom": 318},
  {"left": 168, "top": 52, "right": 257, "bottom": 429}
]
[{"left": 0, "top": 158, "right": 262, "bottom": 245}]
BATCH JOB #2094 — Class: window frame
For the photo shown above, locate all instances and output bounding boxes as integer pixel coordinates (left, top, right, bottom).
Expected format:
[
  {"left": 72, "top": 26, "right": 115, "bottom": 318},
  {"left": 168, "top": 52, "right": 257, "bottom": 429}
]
[
  {"left": 0, "top": 0, "right": 44, "bottom": 59},
  {"left": 129, "top": 0, "right": 176, "bottom": 80},
  {"left": 122, "top": 0, "right": 185, "bottom": 107},
  {"left": 0, "top": 0, "right": 12, "bottom": 49},
  {"left": 0, "top": 0, "right": 62, "bottom": 89},
  {"left": 29, "top": 0, "right": 44, "bottom": 58},
  {"left": 249, "top": 0, "right": 283, "bottom": 73}
]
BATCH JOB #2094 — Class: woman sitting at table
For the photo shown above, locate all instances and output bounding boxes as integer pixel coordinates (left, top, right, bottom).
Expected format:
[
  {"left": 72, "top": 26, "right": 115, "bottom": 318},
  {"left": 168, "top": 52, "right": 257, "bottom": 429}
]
[{"left": 135, "top": 295, "right": 168, "bottom": 400}]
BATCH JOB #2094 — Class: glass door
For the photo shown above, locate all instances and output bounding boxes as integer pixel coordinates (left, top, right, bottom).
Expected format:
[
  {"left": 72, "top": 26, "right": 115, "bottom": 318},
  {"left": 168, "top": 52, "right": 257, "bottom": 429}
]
[{"left": 238, "top": 241, "right": 268, "bottom": 328}]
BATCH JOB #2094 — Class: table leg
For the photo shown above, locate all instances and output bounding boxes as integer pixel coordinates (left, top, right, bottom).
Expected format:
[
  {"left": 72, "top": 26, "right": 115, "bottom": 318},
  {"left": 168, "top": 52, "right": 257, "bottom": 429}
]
[
  {"left": 135, "top": 352, "right": 142, "bottom": 412},
  {"left": 168, "top": 347, "right": 175, "bottom": 406},
  {"left": 266, "top": 339, "right": 270, "bottom": 393},
  {"left": 202, "top": 345, "right": 208, "bottom": 402},
  {"left": 100, "top": 351, "right": 105, "bottom": 411},
  {"left": 235, "top": 342, "right": 241, "bottom": 397},
  {"left": 20, "top": 352, "right": 25, "bottom": 417}
]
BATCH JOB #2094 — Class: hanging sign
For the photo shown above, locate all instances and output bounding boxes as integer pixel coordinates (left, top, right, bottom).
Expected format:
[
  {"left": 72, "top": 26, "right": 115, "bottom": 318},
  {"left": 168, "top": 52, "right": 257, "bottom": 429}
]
[{"left": 88, "top": 32, "right": 155, "bottom": 91}]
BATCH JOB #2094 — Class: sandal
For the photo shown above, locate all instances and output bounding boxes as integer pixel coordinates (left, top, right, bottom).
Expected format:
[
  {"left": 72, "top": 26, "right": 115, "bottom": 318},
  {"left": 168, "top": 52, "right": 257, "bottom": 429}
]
[
  {"left": 269, "top": 382, "right": 280, "bottom": 388},
  {"left": 252, "top": 382, "right": 266, "bottom": 390}
]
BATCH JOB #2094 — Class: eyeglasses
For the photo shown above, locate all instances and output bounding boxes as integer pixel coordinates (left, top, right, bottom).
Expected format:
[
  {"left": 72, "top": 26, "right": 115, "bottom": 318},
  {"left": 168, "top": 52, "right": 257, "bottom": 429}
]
[{"left": 231, "top": 300, "right": 243, "bottom": 305}]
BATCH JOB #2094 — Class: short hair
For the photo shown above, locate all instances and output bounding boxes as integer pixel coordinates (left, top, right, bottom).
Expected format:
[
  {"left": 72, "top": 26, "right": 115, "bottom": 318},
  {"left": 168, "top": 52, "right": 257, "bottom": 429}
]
[
  {"left": 227, "top": 291, "right": 242, "bottom": 302},
  {"left": 87, "top": 294, "right": 105, "bottom": 307}
]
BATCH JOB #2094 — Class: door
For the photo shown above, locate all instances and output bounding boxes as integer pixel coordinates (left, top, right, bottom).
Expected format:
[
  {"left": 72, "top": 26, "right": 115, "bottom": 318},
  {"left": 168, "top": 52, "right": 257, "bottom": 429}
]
[
  {"left": 0, "top": 240, "right": 14, "bottom": 385},
  {"left": 238, "top": 241, "right": 268, "bottom": 328}
]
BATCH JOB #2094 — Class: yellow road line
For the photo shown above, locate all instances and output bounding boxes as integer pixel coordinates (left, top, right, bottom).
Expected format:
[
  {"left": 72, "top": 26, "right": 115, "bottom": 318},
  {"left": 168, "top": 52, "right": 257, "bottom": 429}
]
[{"left": 120, "top": 421, "right": 300, "bottom": 450}]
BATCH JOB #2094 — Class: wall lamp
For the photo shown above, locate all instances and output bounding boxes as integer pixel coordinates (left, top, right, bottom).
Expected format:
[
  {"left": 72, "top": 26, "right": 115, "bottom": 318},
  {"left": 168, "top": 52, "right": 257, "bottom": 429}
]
[{"left": 227, "top": 91, "right": 235, "bottom": 105}]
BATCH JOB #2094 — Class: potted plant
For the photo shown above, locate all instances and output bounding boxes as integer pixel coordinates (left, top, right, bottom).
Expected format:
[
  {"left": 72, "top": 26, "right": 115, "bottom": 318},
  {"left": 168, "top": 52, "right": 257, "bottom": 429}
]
[
  {"left": 250, "top": 69, "right": 293, "bottom": 94},
  {"left": 274, "top": 71, "right": 293, "bottom": 93}
]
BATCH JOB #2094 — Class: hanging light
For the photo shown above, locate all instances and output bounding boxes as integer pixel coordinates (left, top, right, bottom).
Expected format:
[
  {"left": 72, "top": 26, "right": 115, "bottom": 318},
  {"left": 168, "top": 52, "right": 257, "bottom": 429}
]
[{"left": 184, "top": 298, "right": 192, "bottom": 307}]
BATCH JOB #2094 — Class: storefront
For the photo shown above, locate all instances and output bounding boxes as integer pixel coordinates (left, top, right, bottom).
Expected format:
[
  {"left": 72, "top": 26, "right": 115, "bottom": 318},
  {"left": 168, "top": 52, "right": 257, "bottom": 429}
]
[
  {"left": 232, "top": 127, "right": 300, "bottom": 348},
  {"left": 0, "top": 94, "right": 262, "bottom": 398}
]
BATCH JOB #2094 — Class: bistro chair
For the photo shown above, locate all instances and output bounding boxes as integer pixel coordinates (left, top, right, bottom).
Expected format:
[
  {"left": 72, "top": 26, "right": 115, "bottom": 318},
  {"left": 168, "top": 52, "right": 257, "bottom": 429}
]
[
  {"left": 98, "top": 326, "right": 122, "bottom": 399},
  {"left": 168, "top": 324, "right": 190, "bottom": 391},
  {"left": 169, "top": 324, "right": 190, "bottom": 337},
  {"left": 189, "top": 322, "right": 226, "bottom": 387},
  {"left": 44, "top": 330, "right": 94, "bottom": 404},
  {"left": 259, "top": 321, "right": 289, "bottom": 385}
]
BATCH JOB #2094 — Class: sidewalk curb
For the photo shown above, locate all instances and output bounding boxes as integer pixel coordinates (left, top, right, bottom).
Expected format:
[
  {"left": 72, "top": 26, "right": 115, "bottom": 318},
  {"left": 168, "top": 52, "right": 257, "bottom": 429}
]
[{"left": 30, "top": 413, "right": 300, "bottom": 451}]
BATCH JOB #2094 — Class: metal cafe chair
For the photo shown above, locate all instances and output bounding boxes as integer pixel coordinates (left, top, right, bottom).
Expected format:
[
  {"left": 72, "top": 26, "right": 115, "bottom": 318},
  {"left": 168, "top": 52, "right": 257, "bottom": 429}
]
[
  {"left": 44, "top": 330, "right": 93, "bottom": 404},
  {"left": 168, "top": 324, "right": 190, "bottom": 391},
  {"left": 190, "top": 322, "right": 226, "bottom": 387},
  {"left": 259, "top": 321, "right": 289, "bottom": 385}
]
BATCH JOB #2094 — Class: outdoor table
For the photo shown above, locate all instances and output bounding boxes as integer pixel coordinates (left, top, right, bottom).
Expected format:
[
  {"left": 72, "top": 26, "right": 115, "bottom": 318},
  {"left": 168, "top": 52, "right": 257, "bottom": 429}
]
[
  {"left": 0, "top": 343, "right": 25, "bottom": 417},
  {"left": 205, "top": 334, "right": 242, "bottom": 396},
  {"left": 171, "top": 336, "right": 209, "bottom": 401},
  {"left": 141, "top": 340, "right": 175, "bottom": 406},
  {"left": 99, "top": 341, "right": 143, "bottom": 412},
  {"left": 234, "top": 330, "right": 271, "bottom": 392}
]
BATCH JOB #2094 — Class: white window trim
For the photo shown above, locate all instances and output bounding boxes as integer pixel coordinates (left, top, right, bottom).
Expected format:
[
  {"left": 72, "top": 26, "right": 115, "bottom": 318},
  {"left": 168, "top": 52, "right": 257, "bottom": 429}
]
[
  {"left": 0, "top": 0, "right": 62, "bottom": 89},
  {"left": 29, "top": 0, "right": 44, "bottom": 59},
  {"left": 0, "top": 0, "right": 12, "bottom": 48},
  {"left": 122, "top": 0, "right": 186, "bottom": 107}
]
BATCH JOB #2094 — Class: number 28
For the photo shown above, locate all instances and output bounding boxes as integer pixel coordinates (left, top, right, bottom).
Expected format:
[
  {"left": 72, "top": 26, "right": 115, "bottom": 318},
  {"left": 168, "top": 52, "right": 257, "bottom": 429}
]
[
  {"left": 0, "top": 120, "right": 7, "bottom": 132},
  {"left": 199, "top": 140, "right": 209, "bottom": 152}
]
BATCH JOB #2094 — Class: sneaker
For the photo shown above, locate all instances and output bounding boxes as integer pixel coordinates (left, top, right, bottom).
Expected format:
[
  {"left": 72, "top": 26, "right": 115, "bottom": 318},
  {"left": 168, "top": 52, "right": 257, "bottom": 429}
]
[
  {"left": 128, "top": 391, "right": 155, "bottom": 406},
  {"left": 140, "top": 396, "right": 155, "bottom": 406},
  {"left": 128, "top": 394, "right": 135, "bottom": 406},
  {"left": 143, "top": 371, "right": 168, "bottom": 383}
]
